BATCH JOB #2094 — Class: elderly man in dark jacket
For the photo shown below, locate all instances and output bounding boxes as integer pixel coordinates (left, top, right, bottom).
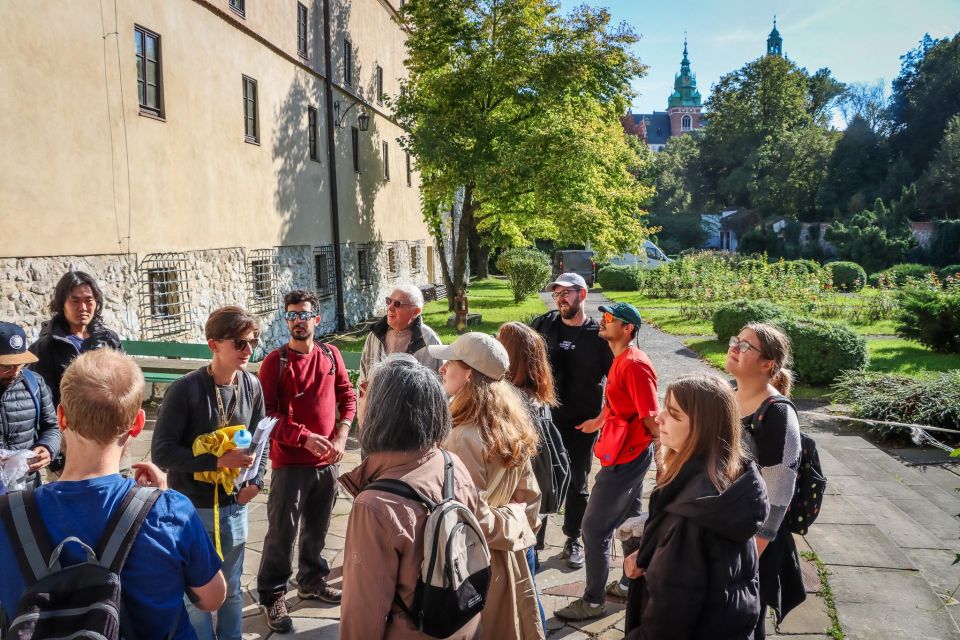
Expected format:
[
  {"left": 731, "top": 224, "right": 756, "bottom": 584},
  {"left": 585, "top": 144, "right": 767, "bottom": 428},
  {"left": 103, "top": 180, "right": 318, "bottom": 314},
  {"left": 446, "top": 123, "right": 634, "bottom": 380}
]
[{"left": 0, "top": 322, "right": 60, "bottom": 489}]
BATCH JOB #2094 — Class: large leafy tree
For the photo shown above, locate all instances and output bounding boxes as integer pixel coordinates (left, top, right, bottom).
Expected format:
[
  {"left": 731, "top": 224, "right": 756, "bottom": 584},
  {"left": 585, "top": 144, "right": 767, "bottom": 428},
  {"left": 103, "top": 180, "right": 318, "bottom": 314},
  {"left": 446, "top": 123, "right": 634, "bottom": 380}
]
[
  {"left": 825, "top": 187, "right": 919, "bottom": 273},
  {"left": 395, "top": 0, "right": 652, "bottom": 303},
  {"left": 888, "top": 34, "right": 960, "bottom": 178},
  {"left": 698, "top": 55, "right": 839, "bottom": 219},
  {"left": 919, "top": 114, "right": 960, "bottom": 218},
  {"left": 817, "top": 115, "right": 892, "bottom": 216}
]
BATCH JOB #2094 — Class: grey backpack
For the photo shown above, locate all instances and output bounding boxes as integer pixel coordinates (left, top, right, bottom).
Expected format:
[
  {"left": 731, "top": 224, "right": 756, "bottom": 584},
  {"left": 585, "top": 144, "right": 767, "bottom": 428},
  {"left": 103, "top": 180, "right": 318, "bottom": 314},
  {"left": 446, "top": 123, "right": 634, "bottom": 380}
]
[
  {"left": 364, "top": 450, "right": 491, "bottom": 638},
  {"left": 0, "top": 485, "right": 161, "bottom": 639}
]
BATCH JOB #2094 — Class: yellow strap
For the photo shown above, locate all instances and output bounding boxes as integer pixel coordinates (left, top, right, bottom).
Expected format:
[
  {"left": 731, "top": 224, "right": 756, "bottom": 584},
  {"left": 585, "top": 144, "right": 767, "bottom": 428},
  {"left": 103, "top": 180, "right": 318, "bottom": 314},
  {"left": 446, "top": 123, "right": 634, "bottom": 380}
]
[{"left": 213, "top": 484, "right": 222, "bottom": 560}]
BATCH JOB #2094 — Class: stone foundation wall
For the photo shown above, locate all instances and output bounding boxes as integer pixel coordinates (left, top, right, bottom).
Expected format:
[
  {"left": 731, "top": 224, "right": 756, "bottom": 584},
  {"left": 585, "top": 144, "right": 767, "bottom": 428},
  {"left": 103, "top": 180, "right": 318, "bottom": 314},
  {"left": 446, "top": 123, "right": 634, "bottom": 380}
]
[{"left": 1, "top": 242, "right": 435, "bottom": 353}]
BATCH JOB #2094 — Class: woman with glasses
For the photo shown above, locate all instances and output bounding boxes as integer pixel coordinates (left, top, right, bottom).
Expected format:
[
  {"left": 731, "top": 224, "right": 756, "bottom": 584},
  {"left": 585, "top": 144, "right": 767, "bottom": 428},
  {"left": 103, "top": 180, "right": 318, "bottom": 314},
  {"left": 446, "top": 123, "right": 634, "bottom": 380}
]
[
  {"left": 428, "top": 332, "right": 545, "bottom": 640},
  {"left": 725, "top": 323, "right": 806, "bottom": 639},
  {"left": 152, "top": 306, "right": 267, "bottom": 640}
]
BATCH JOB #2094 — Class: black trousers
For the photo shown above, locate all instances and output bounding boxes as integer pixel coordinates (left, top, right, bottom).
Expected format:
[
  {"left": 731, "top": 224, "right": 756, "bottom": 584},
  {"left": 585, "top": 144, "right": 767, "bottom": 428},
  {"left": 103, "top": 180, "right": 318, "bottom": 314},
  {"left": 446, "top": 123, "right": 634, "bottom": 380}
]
[
  {"left": 553, "top": 426, "right": 597, "bottom": 540},
  {"left": 256, "top": 465, "right": 338, "bottom": 604}
]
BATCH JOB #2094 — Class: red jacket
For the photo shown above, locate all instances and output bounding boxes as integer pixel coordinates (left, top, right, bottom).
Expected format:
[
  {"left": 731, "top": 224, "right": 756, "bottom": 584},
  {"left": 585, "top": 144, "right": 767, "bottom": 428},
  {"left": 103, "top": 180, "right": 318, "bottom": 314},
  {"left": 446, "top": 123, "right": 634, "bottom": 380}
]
[
  {"left": 258, "top": 343, "right": 357, "bottom": 468},
  {"left": 594, "top": 346, "right": 659, "bottom": 467}
]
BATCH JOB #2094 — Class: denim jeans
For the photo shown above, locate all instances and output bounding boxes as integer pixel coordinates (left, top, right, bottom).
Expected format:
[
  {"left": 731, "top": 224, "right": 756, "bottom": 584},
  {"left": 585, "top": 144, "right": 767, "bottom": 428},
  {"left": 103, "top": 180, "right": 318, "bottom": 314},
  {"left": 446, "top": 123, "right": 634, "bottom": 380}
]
[
  {"left": 186, "top": 502, "right": 248, "bottom": 640},
  {"left": 524, "top": 546, "right": 546, "bottom": 631}
]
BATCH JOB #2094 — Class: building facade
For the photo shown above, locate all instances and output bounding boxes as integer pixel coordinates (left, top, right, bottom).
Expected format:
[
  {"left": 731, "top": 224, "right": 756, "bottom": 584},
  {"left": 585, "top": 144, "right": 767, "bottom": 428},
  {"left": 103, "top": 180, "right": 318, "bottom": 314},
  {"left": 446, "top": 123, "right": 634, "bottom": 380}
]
[
  {"left": 623, "top": 39, "right": 704, "bottom": 152},
  {"left": 0, "top": 0, "right": 435, "bottom": 348}
]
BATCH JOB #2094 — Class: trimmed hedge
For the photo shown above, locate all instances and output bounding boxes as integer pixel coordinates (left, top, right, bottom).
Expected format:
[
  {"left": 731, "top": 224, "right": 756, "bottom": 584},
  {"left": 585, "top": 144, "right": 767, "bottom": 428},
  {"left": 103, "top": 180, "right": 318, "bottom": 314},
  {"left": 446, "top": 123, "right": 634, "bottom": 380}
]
[
  {"left": 867, "top": 263, "right": 935, "bottom": 287},
  {"left": 780, "top": 317, "right": 868, "bottom": 385},
  {"left": 712, "top": 300, "right": 788, "bottom": 343},
  {"left": 495, "top": 247, "right": 551, "bottom": 303},
  {"left": 896, "top": 286, "right": 960, "bottom": 353},
  {"left": 596, "top": 265, "right": 644, "bottom": 291},
  {"left": 826, "top": 261, "right": 867, "bottom": 291},
  {"left": 786, "top": 259, "right": 821, "bottom": 275},
  {"left": 713, "top": 301, "right": 868, "bottom": 385},
  {"left": 736, "top": 259, "right": 766, "bottom": 273}
]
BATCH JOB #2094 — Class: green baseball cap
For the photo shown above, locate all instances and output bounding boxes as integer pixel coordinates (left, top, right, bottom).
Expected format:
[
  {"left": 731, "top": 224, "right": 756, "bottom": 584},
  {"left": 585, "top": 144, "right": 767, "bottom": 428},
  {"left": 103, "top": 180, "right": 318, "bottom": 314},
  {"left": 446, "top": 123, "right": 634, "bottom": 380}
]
[{"left": 598, "top": 302, "right": 643, "bottom": 329}]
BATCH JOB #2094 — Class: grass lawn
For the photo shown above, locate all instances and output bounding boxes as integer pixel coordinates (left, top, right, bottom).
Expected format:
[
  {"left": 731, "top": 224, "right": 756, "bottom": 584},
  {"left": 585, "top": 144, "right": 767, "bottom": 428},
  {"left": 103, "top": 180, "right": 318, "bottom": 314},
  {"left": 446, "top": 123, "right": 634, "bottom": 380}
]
[
  {"left": 331, "top": 278, "right": 547, "bottom": 352},
  {"left": 422, "top": 278, "right": 547, "bottom": 344}
]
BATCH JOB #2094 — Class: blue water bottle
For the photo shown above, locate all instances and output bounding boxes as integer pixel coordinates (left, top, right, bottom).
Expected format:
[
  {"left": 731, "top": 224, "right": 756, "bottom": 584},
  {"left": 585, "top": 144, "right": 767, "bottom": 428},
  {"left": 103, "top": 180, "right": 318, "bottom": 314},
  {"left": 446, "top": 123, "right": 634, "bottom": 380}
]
[{"left": 233, "top": 429, "right": 252, "bottom": 451}]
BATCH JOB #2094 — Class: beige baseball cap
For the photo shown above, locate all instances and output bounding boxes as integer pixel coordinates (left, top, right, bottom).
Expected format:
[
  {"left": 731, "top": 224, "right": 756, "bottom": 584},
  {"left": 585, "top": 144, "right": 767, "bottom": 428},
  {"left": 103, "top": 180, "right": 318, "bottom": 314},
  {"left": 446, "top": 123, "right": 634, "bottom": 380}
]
[{"left": 427, "top": 332, "right": 510, "bottom": 380}]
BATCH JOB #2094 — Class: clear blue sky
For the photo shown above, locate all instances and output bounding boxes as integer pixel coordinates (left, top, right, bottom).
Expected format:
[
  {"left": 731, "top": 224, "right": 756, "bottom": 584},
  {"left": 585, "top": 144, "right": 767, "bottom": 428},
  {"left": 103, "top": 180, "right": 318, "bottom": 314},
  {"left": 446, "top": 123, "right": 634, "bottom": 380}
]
[{"left": 557, "top": 0, "right": 960, "bottom": 118}]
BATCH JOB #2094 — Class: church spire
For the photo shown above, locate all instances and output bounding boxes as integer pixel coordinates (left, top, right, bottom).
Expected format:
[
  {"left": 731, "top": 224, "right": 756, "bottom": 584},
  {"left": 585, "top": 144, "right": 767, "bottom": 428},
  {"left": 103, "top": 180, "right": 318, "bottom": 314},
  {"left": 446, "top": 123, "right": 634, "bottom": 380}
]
[
  {"left": 668, "top": 36, "right": 702, "bottom": 108},
  {"left": 767, "top": 16, "right": 783, "bottom": 56}
]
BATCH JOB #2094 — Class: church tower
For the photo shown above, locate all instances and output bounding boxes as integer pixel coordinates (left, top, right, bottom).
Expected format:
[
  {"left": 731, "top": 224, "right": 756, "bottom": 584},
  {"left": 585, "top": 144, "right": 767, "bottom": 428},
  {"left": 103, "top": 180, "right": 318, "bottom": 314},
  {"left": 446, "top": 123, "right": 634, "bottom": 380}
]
[
  {"left": 767, "top": 17, "right": 783, "bottom": 56},
  {"left": 667, "top": 38, "right": 703, "bottom": 137}
]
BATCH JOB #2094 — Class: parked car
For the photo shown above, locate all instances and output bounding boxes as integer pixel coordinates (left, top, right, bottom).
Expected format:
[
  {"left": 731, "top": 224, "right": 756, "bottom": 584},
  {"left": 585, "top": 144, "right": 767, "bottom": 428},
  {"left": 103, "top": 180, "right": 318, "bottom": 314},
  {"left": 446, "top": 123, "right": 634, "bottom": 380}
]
[
  {"left": 552, "top": 250, "right": 596, "bottom": 286},
  {"left": 607, "top": 240, "right": 674, "bottom": 269}
]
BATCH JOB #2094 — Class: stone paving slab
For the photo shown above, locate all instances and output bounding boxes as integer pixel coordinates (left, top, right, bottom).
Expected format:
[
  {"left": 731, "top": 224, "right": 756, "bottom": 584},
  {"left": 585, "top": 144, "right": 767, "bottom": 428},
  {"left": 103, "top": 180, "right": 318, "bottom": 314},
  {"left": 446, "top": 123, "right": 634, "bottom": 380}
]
[
  {"left": 814, "top": 493, "right": 872, "bottom": 525},
  {"left": 845, "top": 494, "right": 950, "bottom": 550},
  {"left": 804, "top": 523, "right": 916, "bottom": 570}
]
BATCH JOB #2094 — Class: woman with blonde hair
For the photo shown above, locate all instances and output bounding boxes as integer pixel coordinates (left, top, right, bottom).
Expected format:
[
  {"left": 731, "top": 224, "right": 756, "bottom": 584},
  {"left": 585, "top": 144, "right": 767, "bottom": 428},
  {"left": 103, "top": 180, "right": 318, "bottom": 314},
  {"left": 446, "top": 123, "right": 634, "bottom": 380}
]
[
  {"left": 623, "top": 374, "right": 768, "bottom": 639},
  {"left": 428, "top": 333, "right": 545, "bottom": 640},
  {"left": 726, "top": 323, "right": 806, "bottom": 638}
]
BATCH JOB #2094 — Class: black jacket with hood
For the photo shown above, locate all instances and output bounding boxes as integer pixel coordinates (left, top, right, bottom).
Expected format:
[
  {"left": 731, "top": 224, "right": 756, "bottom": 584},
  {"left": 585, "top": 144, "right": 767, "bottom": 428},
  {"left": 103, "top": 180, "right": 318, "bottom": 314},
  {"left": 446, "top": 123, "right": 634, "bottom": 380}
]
[
  {"left": 625, "top": 456, "right": 769, "bottom": 640},
  {"left": 28, "top": 316, "right": 123, "bottom": 407}
]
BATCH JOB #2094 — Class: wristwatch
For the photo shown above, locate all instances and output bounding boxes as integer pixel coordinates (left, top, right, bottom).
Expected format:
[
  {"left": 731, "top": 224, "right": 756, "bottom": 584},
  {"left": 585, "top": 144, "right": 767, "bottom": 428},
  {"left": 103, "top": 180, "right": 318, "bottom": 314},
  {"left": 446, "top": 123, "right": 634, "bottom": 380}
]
[{"left": 243, "top": 478, "right": 264, "bottom": 491}]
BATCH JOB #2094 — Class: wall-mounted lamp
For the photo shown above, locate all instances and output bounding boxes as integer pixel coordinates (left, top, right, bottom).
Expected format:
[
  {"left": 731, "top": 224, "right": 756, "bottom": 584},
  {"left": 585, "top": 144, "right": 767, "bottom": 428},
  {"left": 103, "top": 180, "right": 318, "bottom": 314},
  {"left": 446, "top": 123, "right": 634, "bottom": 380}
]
[{"left": 334, "top": 100, "right": 370, "bottom": 131}]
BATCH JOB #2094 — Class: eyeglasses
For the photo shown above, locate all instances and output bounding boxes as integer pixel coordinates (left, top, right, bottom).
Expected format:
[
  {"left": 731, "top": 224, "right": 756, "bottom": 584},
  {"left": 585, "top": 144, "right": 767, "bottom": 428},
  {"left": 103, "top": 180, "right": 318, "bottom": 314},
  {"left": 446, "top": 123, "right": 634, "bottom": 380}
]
[
  {"left": 385, "top": 297, "right": 416, "bottom": 309},
  {"left": 0, "top": 364, "right": 22, "bottom": 373},
  {"left": 601, "top": 311, "right": 622, "bottom": 324},
  {"left": 728, "top": 336, "right": 761, "bottom": 354},
  {"left": 222, "top": 338, "right": 259, "bottom": 352},
  {"left": 284, "top": 310, "right": 318, "bottom": 322},
  {"left": 551, "top": 288, "right": 581, "bottom": 300}
]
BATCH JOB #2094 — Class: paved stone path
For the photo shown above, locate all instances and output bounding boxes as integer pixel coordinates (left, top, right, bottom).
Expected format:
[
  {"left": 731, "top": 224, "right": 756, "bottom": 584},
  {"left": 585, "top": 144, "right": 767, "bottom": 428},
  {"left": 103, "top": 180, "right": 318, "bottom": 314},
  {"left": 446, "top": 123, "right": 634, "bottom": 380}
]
[{"left": 126, "top": 290, "right": 959, "bottom": 638}]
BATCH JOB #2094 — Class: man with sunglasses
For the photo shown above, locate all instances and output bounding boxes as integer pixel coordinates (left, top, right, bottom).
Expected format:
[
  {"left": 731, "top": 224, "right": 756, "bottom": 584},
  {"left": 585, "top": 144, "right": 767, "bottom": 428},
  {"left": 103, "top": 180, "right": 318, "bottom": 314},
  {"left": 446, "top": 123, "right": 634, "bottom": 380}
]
[
  {"left": 531, "top": 273, "right": 614, "bottom": 570},
  {"left": 556, "top": 301, "right": 659, "bottom": 622},
  {"left": 152, "top": 306, "right": 267, "bottom": 640},
  {"left": 357, "top": 284, "right": 441, "bottom": 425},
  {"left": 0, "top": 322, "right": 60, "bottom": 489},
  {"left": 254, "top": 290, "right": 356, "bottom": 632}
]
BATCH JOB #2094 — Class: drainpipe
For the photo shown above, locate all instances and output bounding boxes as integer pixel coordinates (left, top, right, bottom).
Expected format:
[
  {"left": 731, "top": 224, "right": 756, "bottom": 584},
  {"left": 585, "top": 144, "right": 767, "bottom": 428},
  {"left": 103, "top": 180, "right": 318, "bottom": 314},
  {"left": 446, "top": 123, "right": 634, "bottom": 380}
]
[{"left": 322, "top": 0, "right": 346, "bottom": 331}]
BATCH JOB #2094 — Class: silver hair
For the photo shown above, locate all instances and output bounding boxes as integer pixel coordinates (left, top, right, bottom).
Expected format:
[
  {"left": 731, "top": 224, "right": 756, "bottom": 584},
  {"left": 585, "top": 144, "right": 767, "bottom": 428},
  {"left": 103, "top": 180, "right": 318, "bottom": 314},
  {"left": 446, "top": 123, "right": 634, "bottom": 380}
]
[
  {"left": 360, "top": 353, "right": 450, "bottom": 453},
  {"left": 390, "top": 283, "right": 425, "bottom": 310}
]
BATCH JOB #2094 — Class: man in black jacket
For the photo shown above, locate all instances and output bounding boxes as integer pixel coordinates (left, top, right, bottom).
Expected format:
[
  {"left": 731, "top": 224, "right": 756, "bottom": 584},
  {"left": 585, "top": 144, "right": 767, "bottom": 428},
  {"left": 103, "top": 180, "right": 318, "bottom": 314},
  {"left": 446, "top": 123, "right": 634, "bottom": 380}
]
[
  {"left": 531, "top": 273, "right": 614, "bottom": 568},
  {"left": 0, "top": 322, "right": 60, "bottom": 489}
]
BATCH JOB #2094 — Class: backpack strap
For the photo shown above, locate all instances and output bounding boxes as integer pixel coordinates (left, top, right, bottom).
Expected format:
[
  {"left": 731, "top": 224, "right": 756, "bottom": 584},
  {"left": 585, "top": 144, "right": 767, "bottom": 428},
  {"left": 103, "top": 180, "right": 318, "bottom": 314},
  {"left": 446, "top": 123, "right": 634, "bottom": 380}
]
[
  {"left": 365, "top": 478, "right": 437, "bottom": 511},
  {"left": 0, "top": 490, "right": 54, "bottom": 584},
  {"left": 20, "top": 369, "right": 41, "bottom": 432},
  {"left": 749, "top": 394, "right": 797, "bottom": 434},
  {"left": 96, "top": 486, "right": 161, "bottom": 573},
  {"left": 440, "top": 449, "right": 455, "bottom": 502}
]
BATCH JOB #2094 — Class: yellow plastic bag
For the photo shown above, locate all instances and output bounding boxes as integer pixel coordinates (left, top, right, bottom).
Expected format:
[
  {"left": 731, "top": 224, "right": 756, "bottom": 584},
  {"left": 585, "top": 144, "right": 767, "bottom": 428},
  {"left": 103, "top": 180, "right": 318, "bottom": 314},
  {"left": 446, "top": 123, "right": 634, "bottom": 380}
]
[{"left": 192, "top": 424, "right": 246, "bottom": 558}]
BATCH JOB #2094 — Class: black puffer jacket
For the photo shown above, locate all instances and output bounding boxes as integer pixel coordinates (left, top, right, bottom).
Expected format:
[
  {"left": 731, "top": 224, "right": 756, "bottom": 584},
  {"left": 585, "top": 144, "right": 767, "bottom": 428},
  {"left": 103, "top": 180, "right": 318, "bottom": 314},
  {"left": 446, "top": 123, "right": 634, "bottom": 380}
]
[
  {"left": 28, "top": 317, "right": 123, "bottom": 407},
  {"left": 0, "top": 370, "right": 60, "bottom": 486},
  {"left": 625, "top": 457, "right": 769, "bottom": 640}
]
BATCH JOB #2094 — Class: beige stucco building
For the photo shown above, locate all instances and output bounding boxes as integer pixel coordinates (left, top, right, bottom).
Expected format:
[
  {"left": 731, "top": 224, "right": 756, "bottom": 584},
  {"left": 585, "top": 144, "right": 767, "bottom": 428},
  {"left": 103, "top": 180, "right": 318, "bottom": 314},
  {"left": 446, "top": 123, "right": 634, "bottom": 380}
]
[{"left": 0, "top": 0, "right": 436, "bottom": 346}]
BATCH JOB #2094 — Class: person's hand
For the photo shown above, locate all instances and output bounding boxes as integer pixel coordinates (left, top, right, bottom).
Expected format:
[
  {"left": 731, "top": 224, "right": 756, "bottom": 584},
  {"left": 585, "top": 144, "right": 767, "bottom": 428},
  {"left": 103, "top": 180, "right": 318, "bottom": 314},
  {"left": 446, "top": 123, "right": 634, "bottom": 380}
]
[
  {"left": 217, "top": 448, "right": 255, "bottom": 469},
  {"left": 575, "top": 417, "right": 601, "bottom": 434},
  {"left": 132, "top": 461, "right": 168, "bottom": 489},
  {"left": 236, "top": 484, "right": 260, "bottom": 505},
  {"left": 624, "top": 551, "right": 645, "bottom": 579},
  {"left": 319, "top": 435, "right": 347, "bottom": 465},
  {"left": 27, "top": 446, "right": 51, "bottom": 472},
  {"left": 304, "top": 433, "right": 335, "bottom": 459}
]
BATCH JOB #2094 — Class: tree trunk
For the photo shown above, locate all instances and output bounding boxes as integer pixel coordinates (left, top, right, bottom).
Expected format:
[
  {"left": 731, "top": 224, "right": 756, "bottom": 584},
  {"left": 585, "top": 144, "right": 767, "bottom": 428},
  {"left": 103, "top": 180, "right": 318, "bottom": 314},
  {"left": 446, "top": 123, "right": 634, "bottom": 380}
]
[
  {"left": 448, "top": 185, "right": 474, "bottom": 309},
  {"left": 469, "top": 226, "right": 491, "bottom": 279},
  {"left": 432, "top": 208, "right": 456, "bottom": 311}
]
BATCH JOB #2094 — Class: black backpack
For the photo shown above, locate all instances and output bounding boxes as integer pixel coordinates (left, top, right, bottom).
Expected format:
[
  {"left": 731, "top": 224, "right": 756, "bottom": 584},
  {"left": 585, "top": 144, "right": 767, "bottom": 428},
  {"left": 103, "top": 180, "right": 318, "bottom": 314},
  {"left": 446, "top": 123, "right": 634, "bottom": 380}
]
[
  {"left": 364, "top": 450, "right": 491, "bottom": 638},
  {"left": 527, "top": 400, "right": 571, "bottom": 514},
  {"left": 0, "top": 485, "right": 163, "bottom": 639},
  {"left": 749, "top": 395, "right": 827, "bottom": 536}
]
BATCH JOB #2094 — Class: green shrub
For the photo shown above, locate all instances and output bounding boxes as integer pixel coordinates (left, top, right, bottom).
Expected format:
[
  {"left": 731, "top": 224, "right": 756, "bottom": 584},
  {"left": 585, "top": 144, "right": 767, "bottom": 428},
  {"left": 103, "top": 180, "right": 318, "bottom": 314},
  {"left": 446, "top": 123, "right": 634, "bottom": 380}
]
[
  {"left": 895, "top": 286, "right": 960, "bottom": 353},
  {"left": 495, "top": 247, "right": 551, "bottom": 303},
  {"left": 736, "top": 259, "right": 766, "bottom": 273},
  {"left": 826, "top": 261, "right": 867, "bottom": 291},
  {"left": 832, "top": 370, "right": 960, "bottom": 434},
  {"left": 780, "top": 317, "right": 868, "bottom": 385},
  {"left": 867, "top": 263, "right": 935, "bottom": 287},
  {"left": 712, "top": 300, "right": 788, "bottom": 343},
  {"left": 938, "top": 264, "right": 960, "bottom": 282},
  {"left": 786, "top": 259, "right": 821, "bottom": 275},
  {"left": 596, "top": 265, "right": 644, "bottom": 291}
]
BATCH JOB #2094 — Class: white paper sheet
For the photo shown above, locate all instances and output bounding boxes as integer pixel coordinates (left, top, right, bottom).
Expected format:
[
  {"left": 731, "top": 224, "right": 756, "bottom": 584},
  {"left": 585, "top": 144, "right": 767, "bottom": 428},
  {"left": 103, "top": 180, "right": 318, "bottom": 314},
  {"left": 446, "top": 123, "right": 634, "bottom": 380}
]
[{"left": 235, "top": 416, "right": 278, "bottom": 489}]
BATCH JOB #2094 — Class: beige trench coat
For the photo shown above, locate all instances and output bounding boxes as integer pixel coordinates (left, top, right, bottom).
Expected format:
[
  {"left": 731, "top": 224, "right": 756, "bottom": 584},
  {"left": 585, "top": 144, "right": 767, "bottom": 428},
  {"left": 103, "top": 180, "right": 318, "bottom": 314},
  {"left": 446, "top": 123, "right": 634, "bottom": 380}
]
[{"left": 443, "top": 422, "right": 546, "bottom": 640}]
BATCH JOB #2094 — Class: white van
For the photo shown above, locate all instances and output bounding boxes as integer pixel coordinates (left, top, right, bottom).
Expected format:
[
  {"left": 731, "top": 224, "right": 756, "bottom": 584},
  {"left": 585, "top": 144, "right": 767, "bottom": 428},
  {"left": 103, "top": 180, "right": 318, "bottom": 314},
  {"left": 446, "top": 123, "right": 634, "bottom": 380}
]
[{"left": 607, "top": 240, "right": 673, "bottom": 269}]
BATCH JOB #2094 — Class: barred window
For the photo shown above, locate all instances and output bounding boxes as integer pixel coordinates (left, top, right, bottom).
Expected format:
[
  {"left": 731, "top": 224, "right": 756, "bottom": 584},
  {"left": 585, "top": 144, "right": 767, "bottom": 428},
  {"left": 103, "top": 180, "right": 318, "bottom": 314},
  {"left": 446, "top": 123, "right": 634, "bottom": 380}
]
[
  {"left": 387, "top": 244, "right": 398, "bottom": 277},
  {"left": 138, "top": 253, "right": 193, "bottom": 339},
  {"left": 357, "top": 246, "right": 372, "bottom": 288},
  {"left": 247, "top": 248, "right": 278, "bottom": 314},
  {"left": 308, "top": 106, "right": 318, "bottom": 161},
  {"left": 410, "top": 243, "right": 422, "bottom": 274},
  {"left": 314, "top": 245, "right": 336, "bottom": 299}
]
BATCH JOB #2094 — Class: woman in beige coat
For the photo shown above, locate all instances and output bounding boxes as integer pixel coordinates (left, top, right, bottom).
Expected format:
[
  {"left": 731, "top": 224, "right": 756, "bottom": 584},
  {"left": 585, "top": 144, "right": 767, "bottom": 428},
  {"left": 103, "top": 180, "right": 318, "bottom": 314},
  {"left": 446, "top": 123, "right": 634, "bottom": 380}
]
[{"left": 428, "top": 333, "right": 545, "bottom": 640}]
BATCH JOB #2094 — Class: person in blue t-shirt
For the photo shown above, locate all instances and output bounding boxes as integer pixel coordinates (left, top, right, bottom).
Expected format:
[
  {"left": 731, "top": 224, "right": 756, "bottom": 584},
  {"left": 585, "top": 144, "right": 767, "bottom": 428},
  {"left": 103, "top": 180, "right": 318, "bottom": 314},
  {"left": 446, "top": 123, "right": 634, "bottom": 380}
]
[{"left": 0, "top": 349, "right": 225, "bottom": 639}]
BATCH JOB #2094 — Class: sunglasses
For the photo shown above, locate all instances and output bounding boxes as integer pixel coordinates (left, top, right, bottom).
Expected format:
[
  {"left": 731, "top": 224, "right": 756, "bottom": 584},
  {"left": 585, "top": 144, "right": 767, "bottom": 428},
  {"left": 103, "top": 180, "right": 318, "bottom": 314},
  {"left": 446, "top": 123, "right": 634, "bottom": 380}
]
[
  {"left": 385, "top": 297, "right": 416, "bottom": 309},
  {"left": 601, "top": 312, "right": 623, "bottom": 324},
  {"left": 284, "top": 310, "right": 318, "bottom": 322},
  {"left": 0, "top": 364, "right": 23, "bottom": 373},
  {"left": 221, "top": 338, "right": 259, "bottom": 352},
  {"left": 551, "top": 288, "right": 581, "bottom": 300},
  {"left": 728, "top": 336, "right": 761, "bottom": 354}
]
